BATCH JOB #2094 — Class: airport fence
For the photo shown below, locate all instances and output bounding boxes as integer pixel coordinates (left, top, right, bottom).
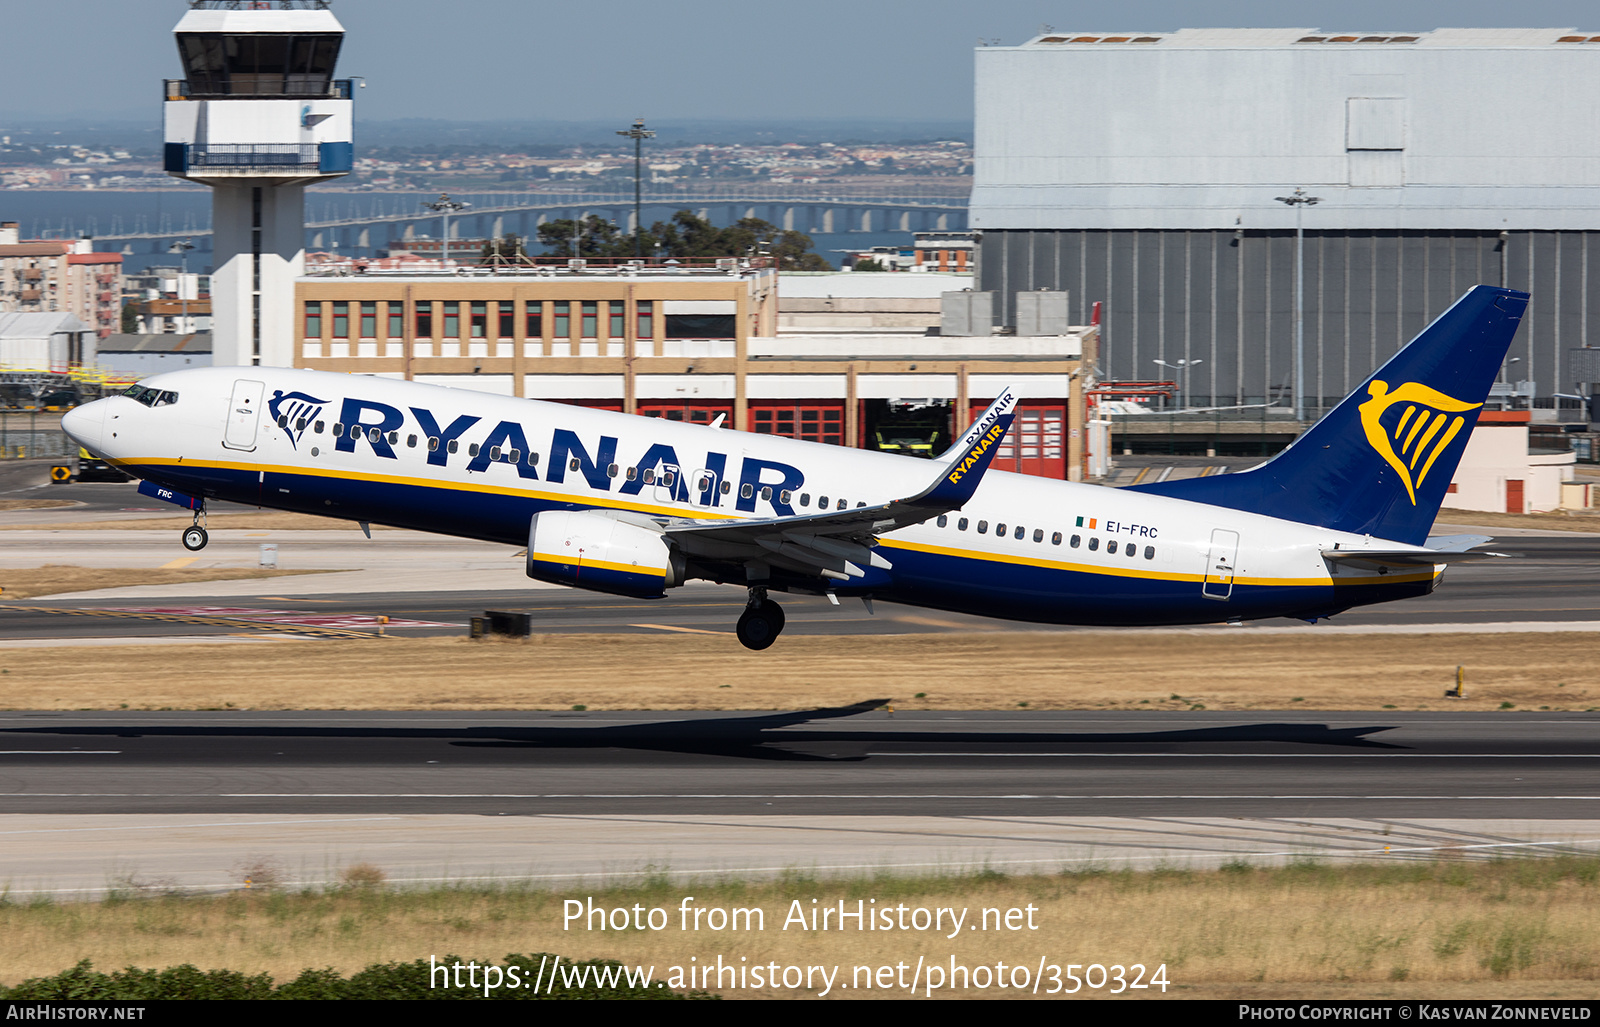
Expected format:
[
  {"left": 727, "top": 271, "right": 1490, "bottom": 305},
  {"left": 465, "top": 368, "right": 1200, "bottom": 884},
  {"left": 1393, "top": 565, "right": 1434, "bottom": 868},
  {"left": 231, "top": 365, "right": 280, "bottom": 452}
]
[{"left": 0, "top": 412, "right": 73, "bottom": 460}]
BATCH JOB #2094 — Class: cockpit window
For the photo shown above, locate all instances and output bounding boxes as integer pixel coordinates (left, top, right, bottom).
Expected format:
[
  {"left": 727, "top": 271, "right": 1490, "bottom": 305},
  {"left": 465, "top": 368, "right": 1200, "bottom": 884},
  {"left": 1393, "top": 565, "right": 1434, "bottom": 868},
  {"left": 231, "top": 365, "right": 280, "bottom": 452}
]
[{"left": 121, "top": 384, "right": 178, "bottom": 408}]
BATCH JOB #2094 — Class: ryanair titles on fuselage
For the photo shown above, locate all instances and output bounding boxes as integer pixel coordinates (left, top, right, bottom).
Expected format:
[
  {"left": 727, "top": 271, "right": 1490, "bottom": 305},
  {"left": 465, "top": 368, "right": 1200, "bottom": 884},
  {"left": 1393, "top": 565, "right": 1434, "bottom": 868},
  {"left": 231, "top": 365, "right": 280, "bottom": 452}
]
[{"left": 317, "top": 394, "right": 804, "bottom": 516}]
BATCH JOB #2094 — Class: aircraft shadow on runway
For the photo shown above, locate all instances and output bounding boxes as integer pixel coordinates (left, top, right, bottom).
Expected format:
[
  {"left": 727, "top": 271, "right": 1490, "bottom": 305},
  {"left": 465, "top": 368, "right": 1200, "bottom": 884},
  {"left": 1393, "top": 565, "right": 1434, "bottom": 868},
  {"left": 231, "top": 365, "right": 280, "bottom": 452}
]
[{"left": 3, "top": 699, "right": 1408, "bottom": 763}]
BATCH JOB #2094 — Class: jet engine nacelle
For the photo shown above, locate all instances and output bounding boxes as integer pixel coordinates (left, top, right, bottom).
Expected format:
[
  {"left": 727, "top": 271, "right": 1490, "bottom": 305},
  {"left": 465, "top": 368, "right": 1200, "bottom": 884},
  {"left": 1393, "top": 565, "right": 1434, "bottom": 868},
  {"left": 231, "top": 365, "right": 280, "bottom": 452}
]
[{"left": 526, "top": 509, "right": 685, "bottom": 599}]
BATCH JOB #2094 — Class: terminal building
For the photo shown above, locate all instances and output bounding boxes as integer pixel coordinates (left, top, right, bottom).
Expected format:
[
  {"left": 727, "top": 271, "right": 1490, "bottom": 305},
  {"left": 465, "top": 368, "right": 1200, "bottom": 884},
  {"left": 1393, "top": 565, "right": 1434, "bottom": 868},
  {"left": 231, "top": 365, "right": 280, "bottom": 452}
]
[
  {"left": 292, "top": 260, "right": 1096, "bottom": 479},
  {"left": 971, "top": 28, "right": 1600, "bottom": 420}
]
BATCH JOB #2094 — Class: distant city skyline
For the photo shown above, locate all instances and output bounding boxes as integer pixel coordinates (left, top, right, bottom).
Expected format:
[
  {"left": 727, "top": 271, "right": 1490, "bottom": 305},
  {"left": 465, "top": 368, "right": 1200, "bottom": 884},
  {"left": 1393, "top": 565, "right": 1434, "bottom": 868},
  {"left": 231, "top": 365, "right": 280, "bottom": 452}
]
[{"left": 4, "top": 0, "right": 1599, "bottom": 125}]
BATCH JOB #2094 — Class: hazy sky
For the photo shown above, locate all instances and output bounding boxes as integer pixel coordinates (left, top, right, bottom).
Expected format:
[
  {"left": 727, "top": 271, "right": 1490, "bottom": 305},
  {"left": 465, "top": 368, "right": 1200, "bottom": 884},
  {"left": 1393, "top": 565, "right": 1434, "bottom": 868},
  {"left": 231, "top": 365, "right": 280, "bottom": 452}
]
[{"left": 7, "top": 0, "right": 1600, "bottom": 125}]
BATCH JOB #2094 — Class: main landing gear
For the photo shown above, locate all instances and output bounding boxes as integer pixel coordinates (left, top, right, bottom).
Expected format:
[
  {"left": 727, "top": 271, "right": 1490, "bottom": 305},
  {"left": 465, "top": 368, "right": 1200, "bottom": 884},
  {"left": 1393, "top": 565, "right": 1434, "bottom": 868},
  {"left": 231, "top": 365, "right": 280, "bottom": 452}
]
[
  {"left": 735, "top": 587, "right": 786, "bottom": 651},
  {"left": 181, "top": 513, "right": 208, "bottom": 552}
]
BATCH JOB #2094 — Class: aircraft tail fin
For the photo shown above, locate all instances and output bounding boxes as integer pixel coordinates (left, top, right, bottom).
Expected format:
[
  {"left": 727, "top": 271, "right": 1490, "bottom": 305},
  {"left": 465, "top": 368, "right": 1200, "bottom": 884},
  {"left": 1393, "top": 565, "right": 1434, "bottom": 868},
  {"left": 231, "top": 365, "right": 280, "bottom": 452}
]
[{"left": 1128, "top": 285, "right": 1529, "bottom": 545}]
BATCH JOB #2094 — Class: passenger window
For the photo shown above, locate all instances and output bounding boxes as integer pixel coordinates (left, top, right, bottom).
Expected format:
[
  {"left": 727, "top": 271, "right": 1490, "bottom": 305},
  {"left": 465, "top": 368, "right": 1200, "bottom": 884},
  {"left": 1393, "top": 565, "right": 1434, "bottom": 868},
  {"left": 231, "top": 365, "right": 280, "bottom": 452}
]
[
  {"left": 937, "top": 514, "right": 948, "bottom": 528},
  {"left": 800, "top": 493, "right": 810, "bottom": 507},
  {"left": 407, "top": 434, "right": 417, "bottom": 448},
  {"left": 977, "top": 520, "right": 988, "bottom": 534},
  {"left": 297, "top": 419, "right": 307, "bottom": 432},
  {"left": 819, "top": 495, "right": 829, "bottom": 508},
  {"left": 996, "top": 523, "right": 1007, "bottom": 537},
  {"left": 366, "top": 427, "right": 379, "bottom": 443},
  {"left": 1145, "top": 546, "right": 1156, "bottom": 560},
  {"left": 606, "top": 463, "right": 619, "bottom": 478},
  {"left": 958, "top": 517, "right": 968, "bottom": 531},
  {"left": 428, "top": 437, "right": 439, "bottom": 451},
  {"left": 1051, "top": 531, "right": 1062, "bottom": 545},
  {"left": 332, "top": 422, "right": 343, "bottom": 436},
  {"left": 626, "top": 466, "right": 637, "bottom": 481},
  {"left": 856, "top": 501, "right": 865, "bottom": 508},
  {"left": 529, "top": 453, "right": 539, "bottom": 466},
  {"left": 354, "top": 426, "right": 364, "bottom": 440},
  {"left": 837, "top": 499, "right": 847, "bottom": 510},
  {"left": 469, "top": 443, "right": 480, "bottom": 457},
  {"left": 779, "top": 490, "right": 792, "bottom": 504},
  {"left": 1033, "top": 529, "right": 1044, "bottom": 543},
  {"left": 698, "top": 476, "right": 712, "bottom": 493},
  {"left": 1070, "top": 534, "right": 1080, "bottom": 548},
  {"left": 491, "top": 446, "right": 503, "bottom": 461},
  {"left": 509, "top": 449, "right": 520, "bottom": 463},
  {"left": 448, "top": 440, "right": 459, "bottom": 454},
  {"left": 315, "top": 421, "right": 324, "bottom": 434},
  {"left": 721, "top": 481, "right": 732, "bottom": 495},
  {"left": 760, "top": 486, "right": 772, "bottom": 501},
  {"left": 1107, "top": 540, "right": 1118, "bottom": 554},
  {"left": 1128, "top": 544, "right": 1139, "bottom": 559},
  {"left": 665, "top": 471, "right": 676, "bottom": 486},
  {"left": 388, "top": 431, "right": 399, "bottom": 445},
  {"left": 643, "top": 468, "right": 655, "bottom": 484},
  {"left": 1015, "top": 525, "right": 1025, "bottom": 540},
  {"left": 569, "top": 457, "right": 580, "bottom": 472},
  {"left": 277, "top": 415, "right": 289, "bottom": 428},
  {"left": 1088, "top": 537, "right": 1099, "bottom": 551},
  {"left": 741, "top": 483, "right": 754, "bottom": 499}
]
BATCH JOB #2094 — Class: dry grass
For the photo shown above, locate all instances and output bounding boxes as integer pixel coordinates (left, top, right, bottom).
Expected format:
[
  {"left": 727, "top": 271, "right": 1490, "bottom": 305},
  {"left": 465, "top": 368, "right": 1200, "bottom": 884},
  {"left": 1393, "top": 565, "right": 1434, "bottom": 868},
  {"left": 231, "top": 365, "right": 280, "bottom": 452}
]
[
  {"left": 0, "top": 500, "right": 76, "bottom": 512},
  {"left": 0, "top": 631, "right": 1592, "bottom": 712},
  {"left": 1435, "top": 509, "right": 1600, "bottom": 533},
  {"left": 4, "top": 859, "right": 1600, "bottom": 999},
  {"left": 0, "top": 565, "right": 340, "bottom": 600},
  {"left": 0, "top": 511, "right": 374, "bottom": 532}
]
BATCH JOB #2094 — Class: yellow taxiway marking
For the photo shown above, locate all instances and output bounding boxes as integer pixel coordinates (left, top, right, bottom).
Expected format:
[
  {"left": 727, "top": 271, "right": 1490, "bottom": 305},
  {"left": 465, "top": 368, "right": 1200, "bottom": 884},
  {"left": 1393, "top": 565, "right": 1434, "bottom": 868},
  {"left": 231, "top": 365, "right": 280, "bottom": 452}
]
[
  {"left": 159, "top": 557, "right": 199, "bottom": 569},
  {"left": 630, "top": 623, "right": 730, "bottom": 636}
]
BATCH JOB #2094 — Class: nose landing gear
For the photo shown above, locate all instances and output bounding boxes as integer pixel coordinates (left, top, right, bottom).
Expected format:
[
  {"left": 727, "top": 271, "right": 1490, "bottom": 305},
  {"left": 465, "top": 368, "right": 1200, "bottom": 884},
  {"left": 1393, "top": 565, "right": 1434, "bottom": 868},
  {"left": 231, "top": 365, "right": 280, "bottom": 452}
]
[
  {"left": 181, "top": 513, "right": 208, "bottom": 551},
  {"left": 735, "top": 587, "right": 786, "bottom": 651}
]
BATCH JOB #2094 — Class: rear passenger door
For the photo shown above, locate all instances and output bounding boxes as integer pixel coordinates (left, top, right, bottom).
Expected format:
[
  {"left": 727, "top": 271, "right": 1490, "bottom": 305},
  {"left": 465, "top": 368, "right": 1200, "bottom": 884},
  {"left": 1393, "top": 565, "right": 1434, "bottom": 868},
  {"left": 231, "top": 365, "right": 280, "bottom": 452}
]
[{"left": 1202, "top": 528, "right": 1239, "bottom": 600}]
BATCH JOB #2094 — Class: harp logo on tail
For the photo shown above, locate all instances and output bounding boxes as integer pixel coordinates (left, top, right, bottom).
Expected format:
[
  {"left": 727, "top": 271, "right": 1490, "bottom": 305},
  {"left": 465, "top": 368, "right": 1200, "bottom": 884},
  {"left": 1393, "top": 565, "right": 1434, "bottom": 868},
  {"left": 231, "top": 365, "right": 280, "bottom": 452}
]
[{"left": 1358, "top": 380, "right": 1482, "bottom": 505}]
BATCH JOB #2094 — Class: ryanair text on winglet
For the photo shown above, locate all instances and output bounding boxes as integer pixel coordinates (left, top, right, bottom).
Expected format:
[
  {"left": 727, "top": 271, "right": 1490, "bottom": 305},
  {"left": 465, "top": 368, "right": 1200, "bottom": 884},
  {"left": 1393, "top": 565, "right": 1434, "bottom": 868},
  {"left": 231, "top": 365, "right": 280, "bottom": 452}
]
[{"left": 947, "top": 390, "right": 1015, "bottom": 486}]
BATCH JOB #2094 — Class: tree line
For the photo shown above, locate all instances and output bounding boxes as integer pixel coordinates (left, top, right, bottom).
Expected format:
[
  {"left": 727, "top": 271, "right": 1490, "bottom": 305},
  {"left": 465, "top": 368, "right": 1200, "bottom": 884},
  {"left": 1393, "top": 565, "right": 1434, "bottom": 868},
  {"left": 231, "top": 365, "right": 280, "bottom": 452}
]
[{"left": 480, "top": 209, "right": 834, "bottom": 270}]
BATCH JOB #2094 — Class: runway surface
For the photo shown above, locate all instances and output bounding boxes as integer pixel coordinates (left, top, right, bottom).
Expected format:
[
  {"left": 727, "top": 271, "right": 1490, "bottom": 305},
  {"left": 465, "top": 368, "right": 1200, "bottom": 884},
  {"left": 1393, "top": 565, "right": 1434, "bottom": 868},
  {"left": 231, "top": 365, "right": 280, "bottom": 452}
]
[{"left": 4, "top": 708, "right": 1600, "bottom": 819}]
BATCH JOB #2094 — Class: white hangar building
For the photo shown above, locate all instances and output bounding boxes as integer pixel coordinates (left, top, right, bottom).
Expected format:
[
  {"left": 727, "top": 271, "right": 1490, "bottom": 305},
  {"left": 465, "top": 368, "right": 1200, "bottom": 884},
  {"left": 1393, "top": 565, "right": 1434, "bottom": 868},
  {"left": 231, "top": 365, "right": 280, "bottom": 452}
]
[{"left": 971, "top": 28, "right": 1600, "bottom": 416}]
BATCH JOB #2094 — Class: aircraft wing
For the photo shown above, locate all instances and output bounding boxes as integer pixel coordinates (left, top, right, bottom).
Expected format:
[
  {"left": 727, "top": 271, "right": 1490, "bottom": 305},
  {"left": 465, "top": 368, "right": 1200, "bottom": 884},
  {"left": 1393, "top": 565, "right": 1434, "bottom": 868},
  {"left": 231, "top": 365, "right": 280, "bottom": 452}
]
[{"left": 660, "top": 388, "right": 1019, "bottom": 582}]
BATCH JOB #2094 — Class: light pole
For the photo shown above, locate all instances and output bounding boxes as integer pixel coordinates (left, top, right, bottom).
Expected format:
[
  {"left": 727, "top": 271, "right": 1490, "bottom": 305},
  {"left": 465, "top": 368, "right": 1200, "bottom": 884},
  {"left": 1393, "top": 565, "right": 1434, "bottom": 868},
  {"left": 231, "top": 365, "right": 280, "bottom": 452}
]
[
  {"left": 1153, "top": 358, "right": 1204, "bottom": 410},
  {"left": 169, "top": 238, "right": 194, "bottom": 334},
  {"left": 1275, "top": 188, "right": 1321, "bottom": 422},
  {"left": 421, "top": 193, "right": 469, "bottom": 268},
  {"left": 616, "top": 118, "right": 655, "bottom": 259}
]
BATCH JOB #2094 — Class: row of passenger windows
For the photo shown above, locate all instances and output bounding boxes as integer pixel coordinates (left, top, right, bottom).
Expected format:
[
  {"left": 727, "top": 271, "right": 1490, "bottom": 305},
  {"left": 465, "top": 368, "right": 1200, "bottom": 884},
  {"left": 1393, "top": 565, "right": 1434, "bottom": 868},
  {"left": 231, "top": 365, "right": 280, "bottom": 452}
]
[{"left": 933, "top": 513, "right": 1157, "bottom": 560}]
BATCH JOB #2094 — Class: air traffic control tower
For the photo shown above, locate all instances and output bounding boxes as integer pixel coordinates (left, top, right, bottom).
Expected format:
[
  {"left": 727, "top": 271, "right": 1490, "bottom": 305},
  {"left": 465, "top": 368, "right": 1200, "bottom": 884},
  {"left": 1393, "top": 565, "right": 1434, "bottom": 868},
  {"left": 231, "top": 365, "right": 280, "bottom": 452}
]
[{"left": 163, "top": 0, "right": 353, "bottom": 367}]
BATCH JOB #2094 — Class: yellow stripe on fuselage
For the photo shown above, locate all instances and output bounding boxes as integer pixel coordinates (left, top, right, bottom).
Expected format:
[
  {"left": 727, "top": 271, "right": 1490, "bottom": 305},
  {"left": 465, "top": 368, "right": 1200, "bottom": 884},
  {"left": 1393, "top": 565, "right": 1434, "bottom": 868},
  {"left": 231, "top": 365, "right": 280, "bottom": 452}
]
[
  {"left": 126, "top": 455, "right": 731, "bottom": 522},
  {"left": 879, "top": 538, "right": 1439, "bottom": 589},
  {"left": 131, "top": 456, "right": 1441, "bottom": 590}
]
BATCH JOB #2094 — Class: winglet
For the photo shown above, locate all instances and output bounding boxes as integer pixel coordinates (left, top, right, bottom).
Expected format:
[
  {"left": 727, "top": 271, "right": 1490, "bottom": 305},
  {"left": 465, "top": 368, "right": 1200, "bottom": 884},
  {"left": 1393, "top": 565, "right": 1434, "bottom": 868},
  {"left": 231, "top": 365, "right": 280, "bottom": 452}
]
[{"left": 914, "top": 386, "right": 1019, "bottom": 508}]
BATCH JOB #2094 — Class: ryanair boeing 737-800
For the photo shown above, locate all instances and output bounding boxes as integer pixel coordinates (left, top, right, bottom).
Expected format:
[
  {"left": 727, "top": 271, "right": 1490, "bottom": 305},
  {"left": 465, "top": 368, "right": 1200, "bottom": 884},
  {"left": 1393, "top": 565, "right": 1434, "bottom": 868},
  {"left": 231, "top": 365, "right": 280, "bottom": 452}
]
[{"left": 61, "top": 286, "right": 1527, "bottom": 650}]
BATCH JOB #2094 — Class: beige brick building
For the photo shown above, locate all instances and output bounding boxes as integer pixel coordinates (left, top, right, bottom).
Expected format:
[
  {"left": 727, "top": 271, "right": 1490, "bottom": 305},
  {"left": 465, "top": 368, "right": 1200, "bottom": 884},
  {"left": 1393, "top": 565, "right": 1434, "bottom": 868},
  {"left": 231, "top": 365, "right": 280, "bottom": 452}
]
[{"left": 0, "top": 222, "right": 125, "bottom": 344}]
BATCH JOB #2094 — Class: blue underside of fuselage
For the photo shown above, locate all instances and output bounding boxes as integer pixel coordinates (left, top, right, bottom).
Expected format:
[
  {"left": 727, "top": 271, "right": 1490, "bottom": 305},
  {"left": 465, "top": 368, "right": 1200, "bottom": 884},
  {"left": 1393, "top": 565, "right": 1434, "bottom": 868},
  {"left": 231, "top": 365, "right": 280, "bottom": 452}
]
[{"left": 134, "top": 461, "right": 1431, "bottom": 626}]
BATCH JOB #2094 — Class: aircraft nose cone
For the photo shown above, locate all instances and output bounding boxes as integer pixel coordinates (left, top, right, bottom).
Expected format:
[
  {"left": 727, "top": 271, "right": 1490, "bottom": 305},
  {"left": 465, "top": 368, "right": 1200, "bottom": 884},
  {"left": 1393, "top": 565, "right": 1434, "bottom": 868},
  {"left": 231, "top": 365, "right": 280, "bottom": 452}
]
[{"left": 61, "top": 400, "right": 105, "bottom": 452}]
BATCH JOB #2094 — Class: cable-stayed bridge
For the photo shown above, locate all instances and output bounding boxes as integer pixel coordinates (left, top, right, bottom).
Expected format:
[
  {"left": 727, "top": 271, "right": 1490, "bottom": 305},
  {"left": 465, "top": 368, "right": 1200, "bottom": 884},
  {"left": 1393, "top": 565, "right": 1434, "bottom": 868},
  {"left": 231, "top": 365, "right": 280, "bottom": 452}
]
[{"left": 83, "top": 191, "right": 969, "bottom": 257}]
